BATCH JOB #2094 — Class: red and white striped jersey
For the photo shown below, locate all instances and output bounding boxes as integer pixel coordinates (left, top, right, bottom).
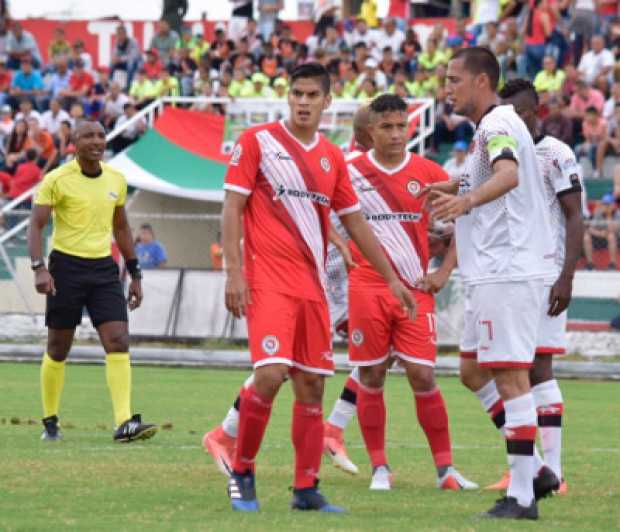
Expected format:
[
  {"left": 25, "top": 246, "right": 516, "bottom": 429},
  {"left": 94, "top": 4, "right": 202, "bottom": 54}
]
[
  {"left": 347, "top": 150, "right": 449, "bottom": 290},
  {"left": 224, "top": 120, "right": 361, "bottom": 302}
]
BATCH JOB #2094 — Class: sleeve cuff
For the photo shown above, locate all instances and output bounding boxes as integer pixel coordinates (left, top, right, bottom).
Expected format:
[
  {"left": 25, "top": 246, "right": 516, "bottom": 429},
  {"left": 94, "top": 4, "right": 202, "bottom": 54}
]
[
  {"left": 490, "top": 153, "right": 518, "bottom": 166},
  {"left": 556, "top": 184, "right": 583, "bottom": 198},
  {"left": 336, "top": 203, "right": 361, "bottom": 216},
  {"left": 224, "top": 183, "right": 252, "bottom": 196}
]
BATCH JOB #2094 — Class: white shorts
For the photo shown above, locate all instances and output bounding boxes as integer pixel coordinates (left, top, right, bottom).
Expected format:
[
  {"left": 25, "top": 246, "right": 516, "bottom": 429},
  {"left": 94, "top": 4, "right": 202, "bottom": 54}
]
[
  {"left": 536, "top": 285, "right": 567, "bottom": 355},
  {"left": 459, "top": 280, "right": 545, "bottom": 368}
]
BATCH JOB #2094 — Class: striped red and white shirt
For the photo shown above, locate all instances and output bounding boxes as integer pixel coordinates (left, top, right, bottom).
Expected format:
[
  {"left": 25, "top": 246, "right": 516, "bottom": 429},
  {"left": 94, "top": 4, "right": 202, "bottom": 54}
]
[
  {"left": 224, "top": 120, "right": 361, "bottom": 301},
  {"left": 347, "top": 150, "right": 449, "bottom": 290}
]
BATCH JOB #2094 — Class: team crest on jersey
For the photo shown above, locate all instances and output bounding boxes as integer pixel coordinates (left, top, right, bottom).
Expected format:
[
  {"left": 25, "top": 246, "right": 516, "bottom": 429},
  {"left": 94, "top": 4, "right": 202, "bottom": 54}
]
[
  {"left": 320, "top": 157, "right": 331, "bottom": 172},
  {"left": 407, "top": 180, "right": 421, "bottom": 196},
  {"left": 230, "top": 144, "right": 242, "bottom": 166},
  {"left": 261, "top": 335, "right": 280, "bottom": 356},
  {"left": 351, "top": 329, "right": 364, "bottom": 346}
]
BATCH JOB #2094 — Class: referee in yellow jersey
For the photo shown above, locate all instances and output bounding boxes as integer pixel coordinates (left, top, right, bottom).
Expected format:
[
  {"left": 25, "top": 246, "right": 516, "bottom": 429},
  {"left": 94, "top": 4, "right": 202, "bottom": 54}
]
[{"left": 28, "top": 120, "right": 158, "bottom": 442}]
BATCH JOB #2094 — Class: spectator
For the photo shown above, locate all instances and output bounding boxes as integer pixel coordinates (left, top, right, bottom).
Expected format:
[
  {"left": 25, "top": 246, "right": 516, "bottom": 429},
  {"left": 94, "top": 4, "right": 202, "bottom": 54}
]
[
  {"left": 360, "top": 0, "right": 380, "bottom": 28},
  {"left": 210, "top": 232, "right": 224, "bottom": 270},
  {"left": 229, "top": 0, "right": 254, "bottom": 42},
  {"left": 524, "top": 0, "right": 553, "bottom": 80},
  {"left": 432, "top": 103, "right": 473, "bottom": 152},
  {"left": 8, "top": 58, "right": 45, "bottom": 110},
  {"left": 14, "top": 98, "right": 42, "bottom": 124},
  {"left": 136, "top": 224, "right": 167, "bottom": 268},
  {"left": 228, "top": 68, "right": 253, "bottom": 97},
  {"left": 40, "top": 98, "right": 70, "bottom": 136},
  {"left": 57, "top": 120, "right": 75, "bottom": 163},
  {"left": 570, "top": 0, "right": 598, "bottom": 63},
  {"left": 240, "top": 72, "right": 273, "bottom": 97},
  {"left": 321, "top": 26, "right": 343, "bottom": 57},
  {"left": 27, "top": 117, "right": 57, "bottom": 173},
  {"left": 102, "top": 82, "right": 130, "bottom": 129},
  {"left": 2, "top": 148, "right": 41, "bottom": 204},
  {"left": 595, "top": 103, "right": 620, "bottom": 178},
  {"left": 576, "top": 106, "right": 608, "bottom": 175},
  {"left": 578, "top": 35, "right": 615, "bottom": 85},
  {"left": 190, "top": 32, "right": 211, "bottom": 65},
  {"left": 542, "top": 94, "right": 574, "bottom": 146},
  {"left": 569, "top": 79, "right": 605, "bottom": 121},
  {"left": 0, "top": 104, "right": 14, "bottom": 146},
  {"left": 69, "top": 101, "right": 85, "bottom": 127},
  {"left": 533, "top": 55, "right": 565, "bottom": 93},
  {"left": 149, "top": 20, "right": 179, "bottom": 67},
  {"left": 375, "top": 17, "right": 406, "bottom": 57},
  {"left": 442, "top": 141, "right": 469, "bottom": 181},
  {"left": 5, "top": 119, "right": 31, "bottom": 170},
  {"left": 357, "top": 78, "right": 380, "bottom": 101},
  {"left": 84, "top": 67, "right": 111, "bottom": 118},
  {"left": 477, "top": 21, "right": 503, "bottom": 54},
  {"left": 272, "top": 76, "right": 288, "bottom": 99},
  {"left": 65, "top": 59, "right": 94, "bottom": 108},
  {"left": 111, "top": 25, "right": 142, "bottom": 89},
  {"left": 418, "top": 38, "right": 448, "bottom": 71},
  {"left": 583, "top": 193, "right": 620, "bottom": 270},
  {"left": 345, "top": 17, "right": 375, "bottom": 50},
  {"left": 68, "top": 39, "right": 93, "bottom": 72},
  {"left": 110, "top": 103, "right": 146, "bottom": 154},
  {"left": 144, "top": 49, "right": 164, "bottom": 80},
  {"left": 604, "top": 81, "right": 620, "bottom": 121},
  {"left": 48, "top": 27, "right": 71, "bottom": 62},
  {"left": 154, "top": 67, "right": 181, "bottom": 98},
  {"left": 258, "top": 0, "right": 283, "bottom": 41},
  {"left": 0, "top": 59, "right": 12, "bottom": 107},
  {"left": 47, "top": 57, "right": 72, "bottom": 101},
  {"left": 6, "top": 22, "right": 42, "bottom": 69},
  {"left": 357, "top": 57, "right": 387, "bottom": 91}
]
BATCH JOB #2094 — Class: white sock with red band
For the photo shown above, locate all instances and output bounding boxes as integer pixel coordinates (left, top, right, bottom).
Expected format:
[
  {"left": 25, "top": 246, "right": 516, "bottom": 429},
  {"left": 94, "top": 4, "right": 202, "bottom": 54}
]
[{"left": 532, "top": 379, "right": 564, "bottom": 480}]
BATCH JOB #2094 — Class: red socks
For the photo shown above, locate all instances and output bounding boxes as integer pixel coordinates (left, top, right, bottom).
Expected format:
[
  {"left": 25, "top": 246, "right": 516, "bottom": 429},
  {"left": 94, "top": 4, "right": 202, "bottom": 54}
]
[
  {"left": 414, "top": 388, "right": 452, "bottom": 468},
  {"left": 233, "top": 385, "right": 273, "bottom": 474},
  {"left": 357, "top": 385, "right": 387, "bottom": 467},
  {"left": 292, "top": 401, "right": 324, "bottom": 489}
]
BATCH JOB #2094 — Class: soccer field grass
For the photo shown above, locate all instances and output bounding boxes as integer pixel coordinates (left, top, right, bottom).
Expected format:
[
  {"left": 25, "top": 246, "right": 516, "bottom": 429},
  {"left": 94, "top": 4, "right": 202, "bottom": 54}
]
[{"left": 1, "top": 363, "right": 619, "bottom": 531}]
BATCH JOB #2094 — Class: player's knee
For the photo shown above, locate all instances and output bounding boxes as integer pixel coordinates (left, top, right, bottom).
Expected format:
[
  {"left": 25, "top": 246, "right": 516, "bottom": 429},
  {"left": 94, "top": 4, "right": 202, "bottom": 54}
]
[
  {"left": 530, "top": 356, "right": 554, "bottom": 386},
  {"left": 493, "top": 369, "right": 530, "bottom": 399},
  {"left": 359, "top": 365, "right": 386, "bottom": 389},
  {"left": 103, "top": 330, "right": 130, "bottom": 353},
  {"left": 407, "top": 365, "right": 435, "bottom": 392},
  {"left": 254, "top": 365, "right": 287, "bottom": 398},
  {"left": 459, "top": 365, "right": 478, "bottom": 392},
  {"left": 47, "top": 337, "right": 71, "bottom": 361}
]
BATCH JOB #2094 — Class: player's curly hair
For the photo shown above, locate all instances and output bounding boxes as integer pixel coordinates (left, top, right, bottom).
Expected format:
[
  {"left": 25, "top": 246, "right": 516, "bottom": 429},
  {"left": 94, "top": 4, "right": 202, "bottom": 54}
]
[
  {"left": 369, "top": 93, "right": 407, "bottom": 114},
  {"left": 498, "top": 78, "right": 539, "bottom": 106}
]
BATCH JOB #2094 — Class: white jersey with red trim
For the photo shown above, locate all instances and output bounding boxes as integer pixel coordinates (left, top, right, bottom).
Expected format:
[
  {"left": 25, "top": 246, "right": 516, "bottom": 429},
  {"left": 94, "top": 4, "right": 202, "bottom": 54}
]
[
  {"left": 347, "top": 149, "right": 449, "bottom": 290},
  {"left": 224, "top": 120, "right": 361, "bottom": 302},
  {"left": 455, "top": 104, "right": 556, "bottom": 285},
  {"left": 535, "top": 135, "right": 584, "bottom": 277}
]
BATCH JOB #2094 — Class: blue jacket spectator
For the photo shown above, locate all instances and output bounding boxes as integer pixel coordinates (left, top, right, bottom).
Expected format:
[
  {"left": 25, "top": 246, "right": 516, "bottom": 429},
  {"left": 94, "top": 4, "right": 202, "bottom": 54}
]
[{"left": 136, "top": 224, "right": 168, "bottom": 268}]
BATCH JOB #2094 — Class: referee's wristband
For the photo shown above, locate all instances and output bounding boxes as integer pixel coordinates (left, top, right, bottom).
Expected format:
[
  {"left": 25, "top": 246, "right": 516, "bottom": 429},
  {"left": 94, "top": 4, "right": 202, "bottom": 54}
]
[{"left": 126, "top": 259, "right": 142, "bottom": 280}]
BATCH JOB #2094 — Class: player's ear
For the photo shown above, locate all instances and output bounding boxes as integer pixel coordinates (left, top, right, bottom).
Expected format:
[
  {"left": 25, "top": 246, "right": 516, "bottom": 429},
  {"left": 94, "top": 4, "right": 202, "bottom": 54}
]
[{"left": 323, "top": 91, "right": 332, "bottom": 111}]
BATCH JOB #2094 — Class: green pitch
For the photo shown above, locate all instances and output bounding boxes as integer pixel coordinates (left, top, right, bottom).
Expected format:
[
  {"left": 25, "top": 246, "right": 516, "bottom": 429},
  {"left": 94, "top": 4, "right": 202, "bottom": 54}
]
[{"left": 1, "top": 363, "right": 619, "bottom": 531}]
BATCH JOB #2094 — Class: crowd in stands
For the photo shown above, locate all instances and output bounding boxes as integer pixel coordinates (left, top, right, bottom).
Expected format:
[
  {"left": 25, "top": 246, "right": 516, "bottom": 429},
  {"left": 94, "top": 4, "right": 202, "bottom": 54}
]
[{"left": 0, "top": 0, "right": 619, "bottom": 268}]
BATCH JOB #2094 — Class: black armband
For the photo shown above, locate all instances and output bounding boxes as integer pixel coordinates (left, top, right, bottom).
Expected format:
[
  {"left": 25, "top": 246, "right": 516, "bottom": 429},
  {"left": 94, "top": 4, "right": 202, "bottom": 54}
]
[{"left": 126, "top": 258, "right": 142, "bottom": 279}]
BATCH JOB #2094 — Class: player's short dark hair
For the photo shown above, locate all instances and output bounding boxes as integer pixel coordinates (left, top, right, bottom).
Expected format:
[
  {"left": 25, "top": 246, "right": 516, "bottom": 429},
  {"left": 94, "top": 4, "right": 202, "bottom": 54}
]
[
  {"left": 290, "top": 62, "right": 330, "bottom": 94},
  {"left": 451, "top": 46, "right": 501, "bottom": 90},
  {"left": 498, "top": 78, "right": 539, "bottom": 106},
  {"left": 369, "top": 93, "right": 408, "bottom": 115}
]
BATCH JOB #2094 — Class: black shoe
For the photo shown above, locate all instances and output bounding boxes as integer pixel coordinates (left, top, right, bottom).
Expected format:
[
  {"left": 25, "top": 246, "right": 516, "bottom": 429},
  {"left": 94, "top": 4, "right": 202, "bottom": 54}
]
[
  {"left": 483, "top": 496, "right": 538, "bottom": 520},
  {"left": 534, "top": 465, "right": 560, "bottom": 501},
  {"left": 291, "top": 481, "right": 346, "bottom": 513},
  {"left": 228, "top": 470, "right": 259, "bottom": 512},
  {"left": 113, "top": 414, "right": 158, "bottom": 442},
  {"left": 41, "top": 415, "right": 62, "bottom": 441}
]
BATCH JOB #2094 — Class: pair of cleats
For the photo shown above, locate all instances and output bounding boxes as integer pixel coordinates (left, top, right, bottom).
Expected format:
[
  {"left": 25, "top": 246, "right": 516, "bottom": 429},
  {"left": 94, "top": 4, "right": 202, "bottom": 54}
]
[
  {"left": 485, "top": 466, "right": 567, "bottom": 497},
  {"left": 228, "top": 472, "right": 345, "bottom": 513},
  {"left": 41, "top": 414, "right": 158, "bottom": 443},
  {"left": 368, "top": 464, "right": 479, "bottom": 491}
]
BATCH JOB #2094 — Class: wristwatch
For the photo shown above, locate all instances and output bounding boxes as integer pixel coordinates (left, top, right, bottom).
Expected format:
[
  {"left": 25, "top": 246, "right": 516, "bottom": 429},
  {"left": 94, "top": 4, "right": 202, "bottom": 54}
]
[{"left": 31, "top": 259, "right": 45, "bottom": 271}]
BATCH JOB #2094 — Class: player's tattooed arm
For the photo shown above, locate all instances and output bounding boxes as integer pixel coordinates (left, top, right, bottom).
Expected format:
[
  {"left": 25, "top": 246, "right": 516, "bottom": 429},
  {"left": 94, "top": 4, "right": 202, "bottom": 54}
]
[
  {"left": 328, "top": 223, "right": 357, "bottom": 269},
  {"left": 549, "top": 192, "right": 584, "bottom": 316},
  {"left": 340, "top": 210, "right": 416, "bottom": 319},
  {"left": 28, "top": 204, "right": 56, "bottom": 295},
  {"left": 222, "top": 190, "right": 251, "bottom": 318}
]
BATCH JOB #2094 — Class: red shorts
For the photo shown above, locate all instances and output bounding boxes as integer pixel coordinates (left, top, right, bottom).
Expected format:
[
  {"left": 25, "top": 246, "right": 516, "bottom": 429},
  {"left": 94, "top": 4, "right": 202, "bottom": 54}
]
[
  {"left": 246, "top": 290, "right": 334, "bottom": 375},
  {"left": 348, "top": 287, "right": 436, "bottom": 367}
]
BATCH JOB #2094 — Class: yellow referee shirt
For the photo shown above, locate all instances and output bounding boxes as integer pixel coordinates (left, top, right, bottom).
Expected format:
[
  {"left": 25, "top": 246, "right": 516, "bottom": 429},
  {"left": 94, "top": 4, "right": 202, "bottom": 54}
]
[{"left": 35, "top": 159, "right": 127, "bottom": 259}]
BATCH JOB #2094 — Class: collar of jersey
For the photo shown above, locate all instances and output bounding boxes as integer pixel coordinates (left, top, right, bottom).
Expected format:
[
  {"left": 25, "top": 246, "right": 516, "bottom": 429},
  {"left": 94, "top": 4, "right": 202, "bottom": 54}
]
[
  {"left": 475, "top": 103, "right": 498, "bottom": 128},
  {"left": 367, "top": 149, "right": 411, "bottom": 175},
  {"left": 279, "top": 119, "right": 319, "bottom": 151}
]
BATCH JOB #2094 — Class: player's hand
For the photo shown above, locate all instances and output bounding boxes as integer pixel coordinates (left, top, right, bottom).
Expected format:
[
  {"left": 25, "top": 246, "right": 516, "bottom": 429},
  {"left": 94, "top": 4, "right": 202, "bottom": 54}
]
[
  {"left": 431, "top": 191, "right": 473, "bottom": 222},
  {"left": 128, "top": 279, "right": 143, "bottom": 310},
  {"left": 336, "top": 242, "right": 358, "bottom": 269},
  {"left": 225, "top": 268, "right": 251, "bottom": 318},
  {"left": 34, "top": 268, "right": 56, "bottom": 296},
  {"left": 548, "top": 274, "right": 572, "bottom": 317},
  {"left": 418, "top": 269, "right": 450, "bottom": 294},
  {"left": 388, "top": 279, "right": 416, "bottom": 320}
]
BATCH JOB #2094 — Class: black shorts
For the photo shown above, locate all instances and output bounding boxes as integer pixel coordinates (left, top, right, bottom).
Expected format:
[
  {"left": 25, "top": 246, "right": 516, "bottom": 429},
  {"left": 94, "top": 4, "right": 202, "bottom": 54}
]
[{"left": 46, "top": 250, "right": 128, "bottom": 329}]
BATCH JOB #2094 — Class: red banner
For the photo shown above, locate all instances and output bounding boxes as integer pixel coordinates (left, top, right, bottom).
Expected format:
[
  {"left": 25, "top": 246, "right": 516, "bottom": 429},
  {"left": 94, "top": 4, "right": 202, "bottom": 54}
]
[{"left": 19, "top": 18, "right": 456, "bottom": 69}]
